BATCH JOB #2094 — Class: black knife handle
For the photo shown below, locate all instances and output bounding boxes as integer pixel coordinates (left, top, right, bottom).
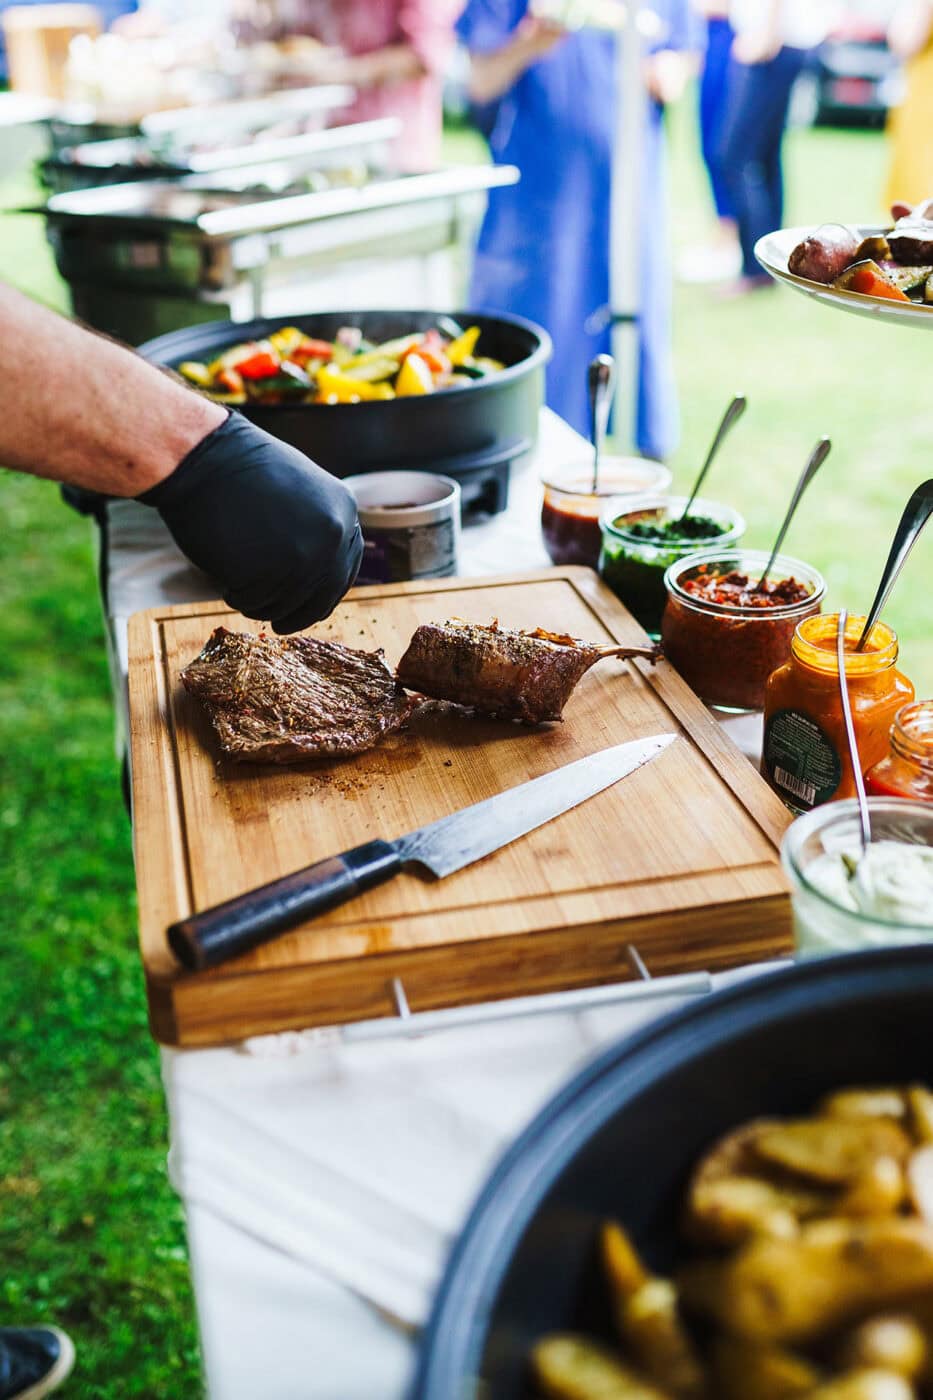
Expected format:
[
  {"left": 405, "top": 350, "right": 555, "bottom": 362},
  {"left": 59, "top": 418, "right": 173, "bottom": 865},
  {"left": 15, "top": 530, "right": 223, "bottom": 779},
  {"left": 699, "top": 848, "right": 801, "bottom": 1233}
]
[{"left": 167, "top": 840, "right": 401, "bottom": 971}]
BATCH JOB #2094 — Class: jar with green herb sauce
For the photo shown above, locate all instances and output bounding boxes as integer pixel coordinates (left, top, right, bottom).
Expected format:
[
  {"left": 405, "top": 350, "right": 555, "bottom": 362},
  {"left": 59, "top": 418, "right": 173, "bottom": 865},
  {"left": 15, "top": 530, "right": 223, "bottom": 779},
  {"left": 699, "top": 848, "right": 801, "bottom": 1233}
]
[{"left": 597, "top": 494, "right": 746, "bottom": 637}]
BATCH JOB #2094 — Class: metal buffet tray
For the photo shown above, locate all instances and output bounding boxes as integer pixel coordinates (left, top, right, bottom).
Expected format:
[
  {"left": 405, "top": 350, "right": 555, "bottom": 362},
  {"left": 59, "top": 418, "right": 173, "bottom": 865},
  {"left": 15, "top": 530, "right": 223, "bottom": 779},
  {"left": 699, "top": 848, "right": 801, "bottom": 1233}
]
[
  {"left": 44, "top": 84, "right": 355, "bottom": 154},
  {"left": 41, "top": 164, "right": 518, "bottom": 237},
  {"left": 41, "top": 117, "right": 400, "bottom": 193},
  {"left": 38, "top": 164, "right": 519, "bottom": 297}
]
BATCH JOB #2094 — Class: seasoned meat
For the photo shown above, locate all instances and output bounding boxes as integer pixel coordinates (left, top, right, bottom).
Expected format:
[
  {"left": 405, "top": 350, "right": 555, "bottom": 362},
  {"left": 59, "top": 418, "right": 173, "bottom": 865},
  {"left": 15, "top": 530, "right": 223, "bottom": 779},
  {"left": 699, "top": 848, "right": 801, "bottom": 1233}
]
[
  {"left": 888, "top": 209, "right": 933, "bottom": 265},
  {"left": 181, "top": 626, "right": 418, "bottom": 763},
  {"left": 788, "top": 223, "right": 860, "bottom": 285},
  {"left": 396, "top": 620, "right": 655, "bottom": 724}
]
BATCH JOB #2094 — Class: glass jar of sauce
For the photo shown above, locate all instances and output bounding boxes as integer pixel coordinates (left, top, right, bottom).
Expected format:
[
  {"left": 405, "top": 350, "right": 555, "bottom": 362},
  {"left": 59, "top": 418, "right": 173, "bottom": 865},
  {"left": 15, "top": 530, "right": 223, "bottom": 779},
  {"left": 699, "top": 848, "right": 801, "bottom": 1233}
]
[
  {"left": 866, "top": 701, "right": 933, "bottom": 802},
  {"left": 661, "top": 549, "right": 825, "bottom": 713},
  {"left": 598, "top": 493, "right": 745, "bottom": 638},
  {"left": 540, "top": 457, "right": 671, "bottom": 569},
  {"left": 762, "top": 613, "right": 915, "bottom": 814}
]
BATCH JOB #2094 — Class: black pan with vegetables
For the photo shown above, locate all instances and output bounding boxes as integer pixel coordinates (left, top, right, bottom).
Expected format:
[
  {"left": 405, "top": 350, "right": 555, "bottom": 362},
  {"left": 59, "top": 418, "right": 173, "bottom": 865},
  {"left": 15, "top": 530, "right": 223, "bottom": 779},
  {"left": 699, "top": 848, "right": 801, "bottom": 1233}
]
[{"left": 139, "top": 310, "right": 551, "bottom": 494}]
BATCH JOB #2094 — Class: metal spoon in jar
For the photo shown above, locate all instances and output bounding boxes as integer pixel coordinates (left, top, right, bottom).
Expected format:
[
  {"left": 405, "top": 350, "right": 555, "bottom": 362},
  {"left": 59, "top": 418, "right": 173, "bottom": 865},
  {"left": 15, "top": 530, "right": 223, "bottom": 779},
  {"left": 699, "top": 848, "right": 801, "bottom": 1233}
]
[
  {"left": 677, "top": 393, "right": 747, "bottom": 524},
  {"left": 756, "top": 435, "right": 832, "bottom": 592},
  {"left": 837, "top": 607, "right": 871, "bottom": 862},
  {"left": 856, "top": 479, "right": 933, "bottom": 652},
  {"left": 588, "top": 353, "right": 616, "bottom": 494}
]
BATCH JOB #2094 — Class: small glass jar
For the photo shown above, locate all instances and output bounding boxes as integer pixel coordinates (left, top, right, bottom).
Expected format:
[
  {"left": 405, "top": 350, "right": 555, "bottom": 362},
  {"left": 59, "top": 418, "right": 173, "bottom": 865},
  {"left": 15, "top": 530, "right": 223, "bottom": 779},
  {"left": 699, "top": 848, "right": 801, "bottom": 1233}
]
[
  {"left": 866, "top": 701, "right": 933, "bottom": 802},
  {"left": 782, "top": 797, "right": 933, "bottom": 955},
  {"left": 763, "top": 613, "right": 915, "bottom": 814},
  {"left": 598, "top": 494, "right": 745, "bottom": 638},
  {"left": 661, "top": 549, "right": 825, "bottom": 713},
  {"left": 540, "top": 456, "right": 672, "bottom": 569}
]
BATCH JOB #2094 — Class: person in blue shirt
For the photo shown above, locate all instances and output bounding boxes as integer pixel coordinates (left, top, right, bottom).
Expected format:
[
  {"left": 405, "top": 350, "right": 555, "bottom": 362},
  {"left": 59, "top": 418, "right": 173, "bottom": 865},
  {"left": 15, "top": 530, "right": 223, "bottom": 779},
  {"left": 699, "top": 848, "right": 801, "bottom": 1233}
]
[{"left": 456, "top": 1, "right": 701, "bottom": 460}]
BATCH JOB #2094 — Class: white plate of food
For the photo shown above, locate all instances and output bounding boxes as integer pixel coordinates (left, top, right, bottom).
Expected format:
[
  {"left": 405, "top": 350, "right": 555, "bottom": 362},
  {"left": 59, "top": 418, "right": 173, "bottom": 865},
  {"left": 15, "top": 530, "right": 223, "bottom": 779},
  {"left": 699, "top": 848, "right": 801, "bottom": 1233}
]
[{"left": 755, "top": 201, "right": 933, "bottom": 329}]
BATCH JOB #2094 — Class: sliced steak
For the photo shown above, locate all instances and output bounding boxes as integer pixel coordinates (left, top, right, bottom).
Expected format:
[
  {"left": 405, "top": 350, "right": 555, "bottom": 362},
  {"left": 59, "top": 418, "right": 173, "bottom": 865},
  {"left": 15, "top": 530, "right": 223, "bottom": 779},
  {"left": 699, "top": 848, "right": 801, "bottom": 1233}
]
[
  {"left": 396, "top": 620, "right": 609, "bottom": 724},
  {"left": 181, "top": 626, "right": 418, "bottom": 764}
]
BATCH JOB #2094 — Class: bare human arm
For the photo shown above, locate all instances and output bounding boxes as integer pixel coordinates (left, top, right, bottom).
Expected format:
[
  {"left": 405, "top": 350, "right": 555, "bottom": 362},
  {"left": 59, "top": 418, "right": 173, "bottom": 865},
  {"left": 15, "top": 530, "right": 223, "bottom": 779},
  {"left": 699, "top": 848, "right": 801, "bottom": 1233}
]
[
  {"left": 0, "top": 282, "right": 225, "bottom": 495},
  {"left": 465, "top": 17, "right": 567, "bottom": 106},
  {"left": 0, "top": 283, "right": 362, "bottom": 632},
  {"left": 336, "top": 43, "right": 427, "bottom": 87}
]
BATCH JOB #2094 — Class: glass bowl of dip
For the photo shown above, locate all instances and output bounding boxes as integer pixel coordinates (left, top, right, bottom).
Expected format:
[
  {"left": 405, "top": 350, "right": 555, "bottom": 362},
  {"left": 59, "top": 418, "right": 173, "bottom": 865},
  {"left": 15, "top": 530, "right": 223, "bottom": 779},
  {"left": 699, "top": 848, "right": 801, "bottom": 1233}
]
[
  {"left": 540, "top": 456, "right": 672, "bottom": 569},
  {"left": 598, "top": 494, "right": 745, "bottom": 638},
  {"left": 661, "top": 549, "right": 825, "bottom": 713},
  {"left": 782, "top": 797, "right": 933, "bottom": 956}
]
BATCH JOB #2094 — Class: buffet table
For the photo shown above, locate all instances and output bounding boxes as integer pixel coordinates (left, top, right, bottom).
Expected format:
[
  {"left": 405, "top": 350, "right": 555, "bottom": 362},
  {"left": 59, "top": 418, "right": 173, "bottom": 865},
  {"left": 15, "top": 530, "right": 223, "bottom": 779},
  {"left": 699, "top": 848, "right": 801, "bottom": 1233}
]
[{"left": 101, "top": 406, "right": 769, "bottom": 1398}]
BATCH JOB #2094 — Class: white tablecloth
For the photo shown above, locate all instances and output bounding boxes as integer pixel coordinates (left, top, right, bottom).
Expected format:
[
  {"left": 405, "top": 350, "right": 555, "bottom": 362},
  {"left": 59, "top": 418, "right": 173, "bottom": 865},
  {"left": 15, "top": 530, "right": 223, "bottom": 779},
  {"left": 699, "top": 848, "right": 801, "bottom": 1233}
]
[{"left": 104, "top": 409, "right": 766, "bottom": 1398}]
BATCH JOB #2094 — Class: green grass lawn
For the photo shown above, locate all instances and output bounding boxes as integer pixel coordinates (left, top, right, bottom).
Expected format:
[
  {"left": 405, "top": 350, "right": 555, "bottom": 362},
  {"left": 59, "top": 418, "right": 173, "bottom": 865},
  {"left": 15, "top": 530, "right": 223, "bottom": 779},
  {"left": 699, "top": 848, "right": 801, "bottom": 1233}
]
[{"left": 0, "top": 109, "right": 930, "bottom": 1398}]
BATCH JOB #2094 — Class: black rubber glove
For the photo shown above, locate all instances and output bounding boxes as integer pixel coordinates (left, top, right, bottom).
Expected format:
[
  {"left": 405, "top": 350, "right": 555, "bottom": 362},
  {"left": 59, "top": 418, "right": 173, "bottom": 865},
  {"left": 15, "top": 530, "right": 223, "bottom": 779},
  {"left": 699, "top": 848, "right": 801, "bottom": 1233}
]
[{"left": 139, "top": 412, "right": 363, "bottom": 634}]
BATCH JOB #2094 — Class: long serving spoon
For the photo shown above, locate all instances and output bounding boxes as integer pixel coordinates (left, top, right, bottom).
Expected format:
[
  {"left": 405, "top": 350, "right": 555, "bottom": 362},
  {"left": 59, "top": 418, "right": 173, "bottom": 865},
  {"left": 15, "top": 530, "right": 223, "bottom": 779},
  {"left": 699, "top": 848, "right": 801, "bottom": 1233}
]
[
  {"left": 677, "top": 393, "right": 747, "bottom": 523},
  {"left": 588, "top": 354, "right": 616, "bottom": 494},
  {"left": 856, "top": 479, "right": 933, "bottom": 651},
  {"left": 756, "top": 435, "right": 832, "bottom": 591},
  {"left": 836, "top": 607, "right": 871, "bottom": 864}
]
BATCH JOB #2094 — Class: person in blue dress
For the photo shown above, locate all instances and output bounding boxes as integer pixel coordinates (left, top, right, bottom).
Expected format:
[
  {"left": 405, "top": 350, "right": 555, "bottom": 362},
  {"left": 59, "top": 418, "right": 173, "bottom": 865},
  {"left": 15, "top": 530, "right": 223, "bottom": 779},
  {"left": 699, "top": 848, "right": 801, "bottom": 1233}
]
[{"left": 456, "top": 1, "right": 701, "bottom": 460}]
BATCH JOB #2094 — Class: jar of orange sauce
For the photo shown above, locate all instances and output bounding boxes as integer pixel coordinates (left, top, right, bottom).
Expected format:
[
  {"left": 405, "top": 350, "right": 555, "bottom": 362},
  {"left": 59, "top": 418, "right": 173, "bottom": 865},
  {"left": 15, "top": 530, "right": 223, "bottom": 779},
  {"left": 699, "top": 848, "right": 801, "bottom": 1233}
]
[
  {"left": 762, "top": 613, "right": 914, "bottom": 813},
  {"left": 865, "top": 701, "right": 933, "bottom": 802}
]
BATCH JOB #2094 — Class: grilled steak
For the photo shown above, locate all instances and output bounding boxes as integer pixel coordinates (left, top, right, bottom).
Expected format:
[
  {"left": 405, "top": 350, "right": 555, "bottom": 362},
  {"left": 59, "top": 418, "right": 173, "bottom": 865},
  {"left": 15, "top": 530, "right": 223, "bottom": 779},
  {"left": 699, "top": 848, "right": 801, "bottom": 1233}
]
[
  {"left": 396, "top": 620, "right": 611, "bottom": 723},
  {"left": 181, "top": 626, "right": 418, "bottom": 763}
]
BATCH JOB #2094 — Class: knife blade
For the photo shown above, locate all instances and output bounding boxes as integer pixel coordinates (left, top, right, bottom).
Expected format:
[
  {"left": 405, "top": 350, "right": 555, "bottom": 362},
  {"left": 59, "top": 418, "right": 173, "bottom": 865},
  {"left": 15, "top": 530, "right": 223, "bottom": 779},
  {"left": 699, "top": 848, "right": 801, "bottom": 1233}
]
[{"left": 168, "top": 733, "right": 676, "bottom": 972}]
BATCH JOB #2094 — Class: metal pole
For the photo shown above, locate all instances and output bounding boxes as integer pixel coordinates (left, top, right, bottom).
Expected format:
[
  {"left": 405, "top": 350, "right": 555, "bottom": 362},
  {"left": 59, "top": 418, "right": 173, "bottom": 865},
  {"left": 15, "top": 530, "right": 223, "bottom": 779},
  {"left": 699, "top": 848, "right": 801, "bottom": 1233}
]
[{"left": 609, "top": 7, "right": 648, "bottom": 451}]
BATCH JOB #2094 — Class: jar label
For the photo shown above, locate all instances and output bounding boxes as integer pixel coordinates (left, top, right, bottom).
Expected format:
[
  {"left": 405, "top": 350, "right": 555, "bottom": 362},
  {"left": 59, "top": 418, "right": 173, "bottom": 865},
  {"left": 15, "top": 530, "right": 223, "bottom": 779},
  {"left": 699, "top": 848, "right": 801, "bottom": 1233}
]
[
  {"left": 763, "top": 708, "right": 842, "bottom": 811},
  {"left": 357, "top": 519, "right": 458, "bottom": 585}
]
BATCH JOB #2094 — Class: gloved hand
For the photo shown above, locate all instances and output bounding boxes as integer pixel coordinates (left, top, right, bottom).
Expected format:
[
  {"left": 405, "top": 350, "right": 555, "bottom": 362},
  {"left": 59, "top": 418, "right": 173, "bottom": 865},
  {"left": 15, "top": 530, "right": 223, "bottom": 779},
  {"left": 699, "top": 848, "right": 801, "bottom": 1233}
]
[{"left": 139, "top": 412, "right": 363, "bottom": 634}]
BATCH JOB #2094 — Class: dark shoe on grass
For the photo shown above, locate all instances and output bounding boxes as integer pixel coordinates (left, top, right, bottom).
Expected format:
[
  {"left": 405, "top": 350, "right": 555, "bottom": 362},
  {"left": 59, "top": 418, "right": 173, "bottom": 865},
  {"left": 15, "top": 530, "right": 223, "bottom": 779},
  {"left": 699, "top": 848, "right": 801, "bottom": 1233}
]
[{"left": 0, "top": 1328, "right": 75, "bottom": 1399}]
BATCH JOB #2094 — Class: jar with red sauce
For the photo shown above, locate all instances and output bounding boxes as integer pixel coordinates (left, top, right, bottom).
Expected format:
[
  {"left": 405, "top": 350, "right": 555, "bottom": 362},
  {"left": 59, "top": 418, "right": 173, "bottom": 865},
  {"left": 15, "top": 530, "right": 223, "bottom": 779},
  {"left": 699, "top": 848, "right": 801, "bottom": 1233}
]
[
  {"left": 866, "top": 701, "right": 933, "bottom": 802},
  {"left": 540, "top": 457, "right": 671, "bottom": 569},
  {"left": 661, "top": 549, "right": 825, "bottom": 712}
]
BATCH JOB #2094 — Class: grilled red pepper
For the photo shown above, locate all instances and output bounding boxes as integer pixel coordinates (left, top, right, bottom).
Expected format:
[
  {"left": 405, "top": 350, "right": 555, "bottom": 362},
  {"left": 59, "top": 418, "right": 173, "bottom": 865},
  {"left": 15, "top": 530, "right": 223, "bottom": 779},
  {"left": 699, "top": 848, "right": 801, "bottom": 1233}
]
[
  {"left": 235, "top": 349, "right": 280, "bottom": 380},
  {"left": 291, "top": 338, "right": 335, "bottom": 365}
]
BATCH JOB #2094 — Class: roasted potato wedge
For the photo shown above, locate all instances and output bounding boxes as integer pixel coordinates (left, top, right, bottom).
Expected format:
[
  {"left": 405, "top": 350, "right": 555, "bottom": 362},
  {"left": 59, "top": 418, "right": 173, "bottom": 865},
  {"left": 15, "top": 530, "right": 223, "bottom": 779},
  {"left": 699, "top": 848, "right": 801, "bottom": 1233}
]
[
  {"left": 907, "top": 1089, "right": 933, "bottom": 1145},
  {"left": 752, "top": 1119, "right": 912, "bottom": 1185},
  {"left": 614, "top": 1280, "right": 706, "bottom": 1398},
  {"left": 685, "top": 1121, "right": 830, "bottom": 1246},
  {"left": 532, "top": 1335, "right": 674, "bottom": 1400},
  {"left": 836, "top": 1316, "right": 927, "bottom": 1380},
  {"left": 710, "top": 1334, "right": 819, "bottom": 1399},
  {"left": 837, "top": 1158, "right": 905, "bottom": 1218},
  {"left": 687, "top": 1174, "right": 829, "bottom": 1246},
  {"left": 602, "top": 1222, "right": 649, "bottom": 1298},
  {"left": 798, "top": 1369, "right": 914, "bottom": 1400},
  {"left": 600, "top": 1223, "right": 705, "bottom": 1396},
  {"left": 820, "top": 1090, "right": 907, "bottom": 1122},
  {"left": 678, "top": 1218, "right": 933, "bottom": 1343}
]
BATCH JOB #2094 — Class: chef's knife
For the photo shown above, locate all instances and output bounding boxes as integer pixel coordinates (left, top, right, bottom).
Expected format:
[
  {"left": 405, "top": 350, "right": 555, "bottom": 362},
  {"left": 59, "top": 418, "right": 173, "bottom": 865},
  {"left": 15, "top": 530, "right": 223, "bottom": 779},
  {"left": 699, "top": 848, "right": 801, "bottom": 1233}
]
[{"left": 168, "top": 733, "right": 677, "bottom": 972}]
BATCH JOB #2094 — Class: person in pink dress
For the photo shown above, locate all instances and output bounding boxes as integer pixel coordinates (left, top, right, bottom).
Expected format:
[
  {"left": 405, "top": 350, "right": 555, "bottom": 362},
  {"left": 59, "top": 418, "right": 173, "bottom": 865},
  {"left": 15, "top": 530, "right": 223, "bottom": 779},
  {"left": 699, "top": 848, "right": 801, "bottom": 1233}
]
[{"left": 234, "top": 0, "right": 457, "bottom": 171}]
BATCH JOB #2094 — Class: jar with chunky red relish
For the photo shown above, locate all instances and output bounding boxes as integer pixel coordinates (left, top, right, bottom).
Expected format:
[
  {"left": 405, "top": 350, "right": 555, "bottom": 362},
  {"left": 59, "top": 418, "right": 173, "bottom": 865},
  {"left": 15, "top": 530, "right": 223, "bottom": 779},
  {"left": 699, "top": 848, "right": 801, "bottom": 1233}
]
[
  {"left": 866, "top": 701, "right": 933, "bottom": 802},
  {"left": 763, "top": 614, "right": 915, "bottom": 814},
  {"left": 661, "top": 550, "right": 825, "bottom": 712}
]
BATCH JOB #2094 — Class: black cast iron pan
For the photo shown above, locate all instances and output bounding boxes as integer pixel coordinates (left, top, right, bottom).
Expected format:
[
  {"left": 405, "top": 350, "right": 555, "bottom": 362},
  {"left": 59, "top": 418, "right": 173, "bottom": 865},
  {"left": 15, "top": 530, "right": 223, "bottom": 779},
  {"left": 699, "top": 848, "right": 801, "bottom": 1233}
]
[
  {"left": 412, "top": 946, "right": 933, "bottom": 1399},
  {"left": 139, "top": 310, "right": 551, "bottom": 497}
]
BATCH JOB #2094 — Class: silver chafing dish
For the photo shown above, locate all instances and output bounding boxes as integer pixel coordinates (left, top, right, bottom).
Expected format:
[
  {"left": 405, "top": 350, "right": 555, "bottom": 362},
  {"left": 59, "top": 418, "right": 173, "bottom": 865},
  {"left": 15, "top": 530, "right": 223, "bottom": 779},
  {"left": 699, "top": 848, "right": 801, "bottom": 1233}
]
[
  {"left": 41, "top": 112, "right": 394, "bottom": 192},
  {"left": 43, "top": 83, "right": 355, "bottom": 155},
  {"left": 38, "top": 162, "right": 519, "bottom": 344}
]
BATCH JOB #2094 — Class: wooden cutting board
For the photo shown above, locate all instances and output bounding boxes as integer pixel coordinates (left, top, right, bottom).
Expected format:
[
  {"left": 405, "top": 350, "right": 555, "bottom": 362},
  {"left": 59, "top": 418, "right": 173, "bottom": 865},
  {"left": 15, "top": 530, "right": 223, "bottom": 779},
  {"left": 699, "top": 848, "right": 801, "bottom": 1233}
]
[{"left": 128, "top": 568, "right": 794, "bottom": 1047}]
